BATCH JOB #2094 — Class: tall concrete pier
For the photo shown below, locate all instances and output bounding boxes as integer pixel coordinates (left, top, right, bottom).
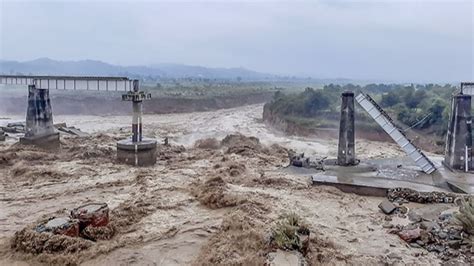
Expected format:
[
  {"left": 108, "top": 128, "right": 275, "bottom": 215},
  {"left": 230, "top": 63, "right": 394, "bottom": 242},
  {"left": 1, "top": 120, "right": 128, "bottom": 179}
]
[
  {"left": 20, "top": 84, "right": 59, "bottom": 148},
  {"left": 337, "top": 91, "right": 356, "bottom": 166},
  {"left": 444, "top": 93, "right": 472, "bottom": 171},
  {"left": 117, "top": 80, "right": 157, "bottom": 166}
]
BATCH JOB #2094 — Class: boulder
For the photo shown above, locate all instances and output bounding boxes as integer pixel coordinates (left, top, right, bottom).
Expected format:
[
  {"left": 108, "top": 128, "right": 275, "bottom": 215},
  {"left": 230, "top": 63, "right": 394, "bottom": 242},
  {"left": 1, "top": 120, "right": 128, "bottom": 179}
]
[{"left": 379, "top": 199, "right": 397, "bottom": 214}]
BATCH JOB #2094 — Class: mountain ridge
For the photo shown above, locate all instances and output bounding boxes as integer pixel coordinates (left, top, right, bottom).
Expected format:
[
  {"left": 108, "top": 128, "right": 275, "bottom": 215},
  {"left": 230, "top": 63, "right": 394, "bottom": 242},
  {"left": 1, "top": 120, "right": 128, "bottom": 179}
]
[{"left": 0, "top": 58, "right": 276, "bottom": 80}]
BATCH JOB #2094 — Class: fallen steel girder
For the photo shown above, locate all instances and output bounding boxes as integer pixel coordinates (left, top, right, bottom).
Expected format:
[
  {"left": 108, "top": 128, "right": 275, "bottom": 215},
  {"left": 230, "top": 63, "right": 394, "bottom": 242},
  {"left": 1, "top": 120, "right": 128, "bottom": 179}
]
[{"left": 355, "top": 92, "right": 436, "bottom": 174}]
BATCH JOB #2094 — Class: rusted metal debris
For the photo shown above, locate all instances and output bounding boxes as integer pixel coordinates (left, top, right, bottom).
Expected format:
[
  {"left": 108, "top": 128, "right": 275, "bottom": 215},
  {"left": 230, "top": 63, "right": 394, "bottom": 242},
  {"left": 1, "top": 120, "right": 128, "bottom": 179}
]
[
  {"left": 35, "top": 217, "right": 80, "bottom": 237},
  {"left": 34, "top": 202, "right": 109, "bottom": 237},
  {"left": 71, "top": 203, "right": 110, "bottom": 228}
]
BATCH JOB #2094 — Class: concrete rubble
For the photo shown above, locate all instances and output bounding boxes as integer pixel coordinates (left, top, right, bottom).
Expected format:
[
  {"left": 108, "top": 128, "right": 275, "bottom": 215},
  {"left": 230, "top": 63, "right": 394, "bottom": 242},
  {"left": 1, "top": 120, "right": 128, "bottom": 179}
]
[
  {"left": 1, "top": 122, "right": 26, "bottom": 134},
  {"left": 378, "top": 199, "right": 397, "bottom": 214},
  {"left": 380, "top": 192, "right": 474, "bottom": 263},
  {"left": 288, "top": 152, "right": 324, "bottom": 170},
  {"left": 56, "top": 124, "right": 89, "bottom": 137}
]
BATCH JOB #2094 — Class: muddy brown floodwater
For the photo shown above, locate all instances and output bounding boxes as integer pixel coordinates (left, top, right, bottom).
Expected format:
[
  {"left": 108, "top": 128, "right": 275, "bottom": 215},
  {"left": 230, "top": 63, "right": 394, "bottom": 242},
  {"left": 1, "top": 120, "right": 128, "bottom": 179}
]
[{"left": 0, "top": 104, "right": 441, "bottom": 265}]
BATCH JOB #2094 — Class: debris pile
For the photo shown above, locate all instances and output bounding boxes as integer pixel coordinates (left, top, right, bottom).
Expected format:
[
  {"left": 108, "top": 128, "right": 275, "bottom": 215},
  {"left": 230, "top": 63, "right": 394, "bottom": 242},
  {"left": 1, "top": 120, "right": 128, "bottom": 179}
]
[
  {"left": 288, "top": 151, "right": 324, "bottom": 170},
  {"left": 11, "top": 203, "right": 112, "bottom": 255},
  {"left": 388, "top": 212, "right": 471, "bottom": 262},
  {"left": 1, "top": 122, "right": 25, "bottom": 134},
  {"left": 381, "top": 191, "right": 474, "bottom": 263}
]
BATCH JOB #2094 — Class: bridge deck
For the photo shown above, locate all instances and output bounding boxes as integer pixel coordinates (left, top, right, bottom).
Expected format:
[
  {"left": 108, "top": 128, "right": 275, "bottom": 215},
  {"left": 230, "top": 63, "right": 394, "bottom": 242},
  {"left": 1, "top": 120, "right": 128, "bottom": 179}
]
[{"left": 0, "top": 75, "right": 133, "bottom": 91}]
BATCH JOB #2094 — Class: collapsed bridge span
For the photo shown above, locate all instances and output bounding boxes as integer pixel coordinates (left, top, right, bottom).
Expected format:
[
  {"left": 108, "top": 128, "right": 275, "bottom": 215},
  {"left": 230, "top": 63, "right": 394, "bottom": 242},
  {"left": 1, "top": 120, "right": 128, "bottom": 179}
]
[{"left": 355, "top": 92, "right": 436, "bottom": 174}]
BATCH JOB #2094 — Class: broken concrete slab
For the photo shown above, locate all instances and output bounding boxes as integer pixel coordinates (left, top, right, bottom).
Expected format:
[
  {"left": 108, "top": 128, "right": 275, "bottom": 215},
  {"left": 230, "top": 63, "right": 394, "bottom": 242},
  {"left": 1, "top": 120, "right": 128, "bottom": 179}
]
[
  {"left": 312, "top": 174, "right": 449, "bottom": 197},
  {"left": 378, "top": 199, "right": 397, "bottom": 214},
  {"left": 1, "top": 122, "right": 25, "bottom": 134},
  {"left": 446, "top": 181, "right": 474, "bottom": 194},
  {"left": 57, "top": 126, "right": 89, "bottom": 137}
]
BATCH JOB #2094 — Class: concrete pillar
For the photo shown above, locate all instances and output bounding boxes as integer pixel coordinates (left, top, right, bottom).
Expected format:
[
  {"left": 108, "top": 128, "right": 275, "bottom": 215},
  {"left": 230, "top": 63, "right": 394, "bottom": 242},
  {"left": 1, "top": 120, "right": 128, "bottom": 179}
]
[
  {"left": 20, "top": 85, "right": 59, "bottom": 148},
  {"left": 337, "top": 91, "right": 356, "bottom": 166},
  {"left": 117, "top": 80, "right": 157, "bottom": 166},
  {"left": 444, "top": 94, "right": 472, "bottom": 171}
]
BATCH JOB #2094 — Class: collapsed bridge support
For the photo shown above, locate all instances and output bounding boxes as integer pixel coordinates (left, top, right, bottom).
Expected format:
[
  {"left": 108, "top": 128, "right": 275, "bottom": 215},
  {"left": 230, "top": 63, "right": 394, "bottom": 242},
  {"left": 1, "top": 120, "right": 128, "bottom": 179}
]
[
  {"left": 337, "top": 91, "right": 357, "bottom": 166},
  {"left": 19, "top": 84, "right": 60, "bottom": 149},
  {"left": 444, "top": 93, "right": 472, "bottom": 172}
]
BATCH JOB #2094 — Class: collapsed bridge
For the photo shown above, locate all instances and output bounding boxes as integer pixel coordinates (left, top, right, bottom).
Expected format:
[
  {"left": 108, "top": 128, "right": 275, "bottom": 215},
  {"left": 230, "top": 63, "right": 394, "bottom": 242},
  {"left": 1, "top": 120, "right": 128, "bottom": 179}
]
[{"left": 0, "top": 74, "right": 157, "bottom": 166}]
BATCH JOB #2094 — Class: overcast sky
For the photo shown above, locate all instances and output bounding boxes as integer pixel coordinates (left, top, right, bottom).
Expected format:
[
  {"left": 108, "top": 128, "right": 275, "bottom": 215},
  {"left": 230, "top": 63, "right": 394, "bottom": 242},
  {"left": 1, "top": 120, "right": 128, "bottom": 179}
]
[{"left": 0, "top": 0, "right": 473, "bottom": 82}]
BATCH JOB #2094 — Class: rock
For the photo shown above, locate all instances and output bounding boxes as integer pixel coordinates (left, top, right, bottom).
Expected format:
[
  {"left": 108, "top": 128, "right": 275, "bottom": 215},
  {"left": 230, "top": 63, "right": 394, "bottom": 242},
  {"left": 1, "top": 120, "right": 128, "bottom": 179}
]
[
  {"left": 438, "top": 232, "right": 448, "bottom": 239},
  {"left": 398, "top": 206, "right": 409, "bottom": 214},
  {"left": 404, "top": 224, "right": 418, "bottom": 230},
  {"left": 347, "top": 238, "right": 358, "bottom": 243},
  {"left": 382, "top": 223, "right": 394, "bottom": 229},
  {"left": 408, "top": 211, "right": 422, "bottom": 223},
  {"left": 387, "top": 253, "right": 402, "bottom": 260},
  {"left": 439, "top": 213, "right": 453, "bottom": 221},
  {"left": 397, "top": 228, "right": 421, "bottom": 243},
  {"left": 434, "top": 245, "right": 445, "bottom": 253},
  {"left": 420, "top": 221, "right": 440, "bottom": 231},
  {"left": 379, "top": 200, "right": 397, "bottom": 214},
  {"left": 297, "top": 231, "right": 310, "bottom": 254},
  {"left": 446, "top": 240, "right": 461, "bottom": 249},
  {"left": 416, "top": 240, "right": 426, "bottom": 246},
  {"left": 420, "top": 230, "right": 433, "bottom": 244},
  {"left": 410, "top": 243, "right": 422, "bottom": 248},
  {"left": 384, "top": 216, "right": 393, "bottom": 221}
]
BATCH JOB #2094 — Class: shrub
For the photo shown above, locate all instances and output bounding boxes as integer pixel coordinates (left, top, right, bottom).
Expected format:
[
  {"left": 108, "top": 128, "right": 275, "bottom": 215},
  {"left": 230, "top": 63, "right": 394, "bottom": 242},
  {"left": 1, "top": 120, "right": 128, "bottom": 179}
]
[{"left": 455, "top": 198, "right": 474, "bottom": 235}]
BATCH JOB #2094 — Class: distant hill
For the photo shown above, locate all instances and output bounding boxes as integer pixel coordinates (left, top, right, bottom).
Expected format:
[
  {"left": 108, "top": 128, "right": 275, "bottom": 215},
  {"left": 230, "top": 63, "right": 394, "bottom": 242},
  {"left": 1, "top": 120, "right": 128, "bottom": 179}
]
[{"left": 0, "top": 58, "right": 275, "bottom": 80}]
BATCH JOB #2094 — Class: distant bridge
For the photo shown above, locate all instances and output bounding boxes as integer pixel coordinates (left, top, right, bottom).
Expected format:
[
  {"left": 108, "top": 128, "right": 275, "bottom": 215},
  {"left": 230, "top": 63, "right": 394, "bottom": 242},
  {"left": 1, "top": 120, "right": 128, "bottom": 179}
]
[{"left": 0, "top": 75, "right": 134, "bottom": 91}]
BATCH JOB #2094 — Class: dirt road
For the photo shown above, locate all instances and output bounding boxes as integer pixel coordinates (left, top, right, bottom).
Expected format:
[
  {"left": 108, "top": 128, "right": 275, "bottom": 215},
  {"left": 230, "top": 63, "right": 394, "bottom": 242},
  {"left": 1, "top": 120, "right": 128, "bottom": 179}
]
[{"left": 0, "top": 104, "right": 440, "bottom": 265}]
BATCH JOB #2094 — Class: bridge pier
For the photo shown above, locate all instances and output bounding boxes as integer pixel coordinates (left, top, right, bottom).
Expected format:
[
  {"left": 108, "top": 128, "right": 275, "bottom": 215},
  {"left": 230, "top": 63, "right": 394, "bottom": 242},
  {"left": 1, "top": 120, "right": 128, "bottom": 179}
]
[
  {"left": 19, "top": 85, "right": 60, "bottom": 149},
  {"left": 116, "top": 80, "right": 157, "bottom": 166},
  {"left": 444, "top": 93, "right": 472, "bottom": 172},
  {"left": 337, "top": 91, "right": 357, "bottom": 166}
]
